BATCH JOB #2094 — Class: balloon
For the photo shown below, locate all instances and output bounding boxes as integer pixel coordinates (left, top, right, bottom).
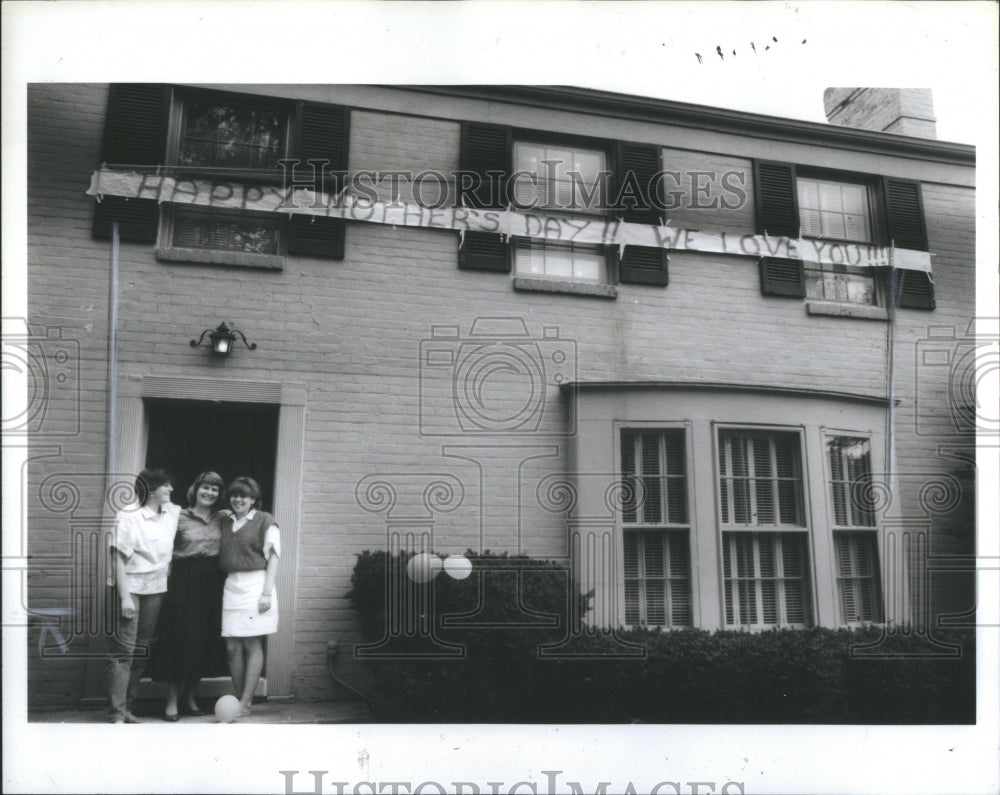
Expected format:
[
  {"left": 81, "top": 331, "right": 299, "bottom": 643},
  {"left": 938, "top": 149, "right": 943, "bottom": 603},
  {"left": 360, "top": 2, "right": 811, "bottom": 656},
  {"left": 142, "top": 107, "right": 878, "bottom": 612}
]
[
  {"left": 406, "top": 552, "right": 442, "bottom": 584},
  {"left": 214, "top": 694, "right": 241, "bottom": 723},
  {"left": 443, "top": 554, "right": 473, "bottom": 580}
]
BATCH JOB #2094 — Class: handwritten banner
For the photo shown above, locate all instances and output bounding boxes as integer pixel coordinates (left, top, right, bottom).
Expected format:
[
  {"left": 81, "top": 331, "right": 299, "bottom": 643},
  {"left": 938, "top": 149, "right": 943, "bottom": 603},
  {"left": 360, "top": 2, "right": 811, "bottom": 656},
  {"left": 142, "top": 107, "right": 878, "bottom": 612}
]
[{"left": 87, "top": 170, "right": 931, "bottom": 272}]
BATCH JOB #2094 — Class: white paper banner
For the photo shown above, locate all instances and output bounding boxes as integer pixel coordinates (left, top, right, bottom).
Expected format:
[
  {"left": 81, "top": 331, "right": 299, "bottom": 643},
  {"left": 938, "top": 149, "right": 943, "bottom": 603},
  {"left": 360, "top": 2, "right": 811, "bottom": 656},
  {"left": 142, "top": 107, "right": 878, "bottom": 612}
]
[{"left": 87, "top": 170, "right": 932, "bottom": 272}]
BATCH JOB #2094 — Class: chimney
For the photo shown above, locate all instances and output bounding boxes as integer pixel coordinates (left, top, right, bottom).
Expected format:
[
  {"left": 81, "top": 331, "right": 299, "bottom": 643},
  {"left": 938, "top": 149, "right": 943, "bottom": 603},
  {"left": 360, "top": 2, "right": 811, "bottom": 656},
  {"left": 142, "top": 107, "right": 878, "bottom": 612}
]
[{"left": 823, "top": 88, "right": 937, "bottom": 139}]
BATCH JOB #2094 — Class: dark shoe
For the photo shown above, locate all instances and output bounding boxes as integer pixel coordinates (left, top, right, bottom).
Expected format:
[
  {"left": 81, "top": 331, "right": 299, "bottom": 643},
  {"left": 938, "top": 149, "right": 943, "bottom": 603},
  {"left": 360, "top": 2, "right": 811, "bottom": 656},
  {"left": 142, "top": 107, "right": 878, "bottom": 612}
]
[
  {"left": 180, "top": 703, "right": 205, "bottom": 717},
  {"left": 164, "top": 712, "right": 180, "bottom": 722}
]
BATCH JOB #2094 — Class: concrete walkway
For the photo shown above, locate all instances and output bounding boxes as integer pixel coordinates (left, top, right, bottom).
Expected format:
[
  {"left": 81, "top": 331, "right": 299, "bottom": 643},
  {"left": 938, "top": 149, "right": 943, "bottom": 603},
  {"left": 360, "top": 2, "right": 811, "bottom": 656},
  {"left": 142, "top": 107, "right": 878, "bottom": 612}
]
[{"left": 30, "top": 698, "right": 373, "bottom": 724}]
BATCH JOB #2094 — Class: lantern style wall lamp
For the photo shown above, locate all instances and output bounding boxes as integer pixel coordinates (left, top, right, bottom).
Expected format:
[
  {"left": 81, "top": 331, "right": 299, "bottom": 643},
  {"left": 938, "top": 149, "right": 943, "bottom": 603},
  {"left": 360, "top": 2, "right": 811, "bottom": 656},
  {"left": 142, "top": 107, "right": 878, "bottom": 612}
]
[{"left": 189, "top": 322, "right": 257, "bottom": 356}]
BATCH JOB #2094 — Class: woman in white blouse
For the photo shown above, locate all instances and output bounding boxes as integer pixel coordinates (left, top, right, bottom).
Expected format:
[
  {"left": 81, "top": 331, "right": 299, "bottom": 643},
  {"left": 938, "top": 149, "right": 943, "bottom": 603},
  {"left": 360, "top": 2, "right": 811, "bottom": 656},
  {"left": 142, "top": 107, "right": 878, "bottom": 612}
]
[{"left": 218, "top": 476, "right": 279, "bottom": 717}]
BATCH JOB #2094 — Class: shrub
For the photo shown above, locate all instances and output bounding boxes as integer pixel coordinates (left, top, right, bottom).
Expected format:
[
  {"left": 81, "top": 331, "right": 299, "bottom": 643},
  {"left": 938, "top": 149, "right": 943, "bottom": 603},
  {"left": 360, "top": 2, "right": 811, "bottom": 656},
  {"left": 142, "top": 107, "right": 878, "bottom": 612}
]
[{"left": 347, "top": 550, "right": 976, "bottom": 723}]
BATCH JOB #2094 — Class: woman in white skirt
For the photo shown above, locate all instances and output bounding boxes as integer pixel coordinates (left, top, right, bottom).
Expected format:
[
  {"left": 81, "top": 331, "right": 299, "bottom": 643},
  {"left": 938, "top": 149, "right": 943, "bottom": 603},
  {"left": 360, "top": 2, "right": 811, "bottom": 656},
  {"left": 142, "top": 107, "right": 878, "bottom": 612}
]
[{"left": 219, "top": 476, "right": 279, "bottom": 717}]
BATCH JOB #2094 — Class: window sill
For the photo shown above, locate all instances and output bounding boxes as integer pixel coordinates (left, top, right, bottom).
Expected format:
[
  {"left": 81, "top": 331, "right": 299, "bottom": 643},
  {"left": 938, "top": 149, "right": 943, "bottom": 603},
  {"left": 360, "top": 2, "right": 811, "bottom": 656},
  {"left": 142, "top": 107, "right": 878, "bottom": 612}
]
[
  {"left": 806, "top": 301, "right": 888, "bottom": 321},
  {"left": 156, "top": 247, "right": 285, "bottom": 271},
  {"left": 513, "top": 276, "right": 618, "bottom": 299}
]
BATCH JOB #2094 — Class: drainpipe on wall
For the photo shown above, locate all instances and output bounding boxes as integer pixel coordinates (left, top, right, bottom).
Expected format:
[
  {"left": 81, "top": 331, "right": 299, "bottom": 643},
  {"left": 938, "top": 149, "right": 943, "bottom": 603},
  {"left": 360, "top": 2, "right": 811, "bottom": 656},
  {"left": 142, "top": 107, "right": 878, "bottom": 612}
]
[
  {"left": 107, "top": 221, "right": 119, "bottom": 479},
  {"left": 81, "top": 221, "right": 121, "bottom": 702}
]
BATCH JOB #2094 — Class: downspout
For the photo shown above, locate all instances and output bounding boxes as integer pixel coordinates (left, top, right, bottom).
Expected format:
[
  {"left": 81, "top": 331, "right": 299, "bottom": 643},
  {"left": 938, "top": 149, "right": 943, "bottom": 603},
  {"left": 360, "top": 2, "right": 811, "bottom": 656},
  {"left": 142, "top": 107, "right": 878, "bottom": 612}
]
[
  {"left": 106, "top": 221, "right": 119, "bottom": 478},
  {"left": 83, "top": 221, "right": 121, "bottom": 701},
  {"left": 884, "top": 248, "right": 905, "bottom": 627}
]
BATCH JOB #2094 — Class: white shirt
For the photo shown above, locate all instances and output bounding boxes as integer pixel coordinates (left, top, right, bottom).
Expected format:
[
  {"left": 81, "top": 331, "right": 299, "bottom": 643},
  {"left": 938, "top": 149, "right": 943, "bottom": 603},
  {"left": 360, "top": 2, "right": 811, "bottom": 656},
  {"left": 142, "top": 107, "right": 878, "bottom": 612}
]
[{"left": 107, "top": 502, "right": 181, "bottom": 594}]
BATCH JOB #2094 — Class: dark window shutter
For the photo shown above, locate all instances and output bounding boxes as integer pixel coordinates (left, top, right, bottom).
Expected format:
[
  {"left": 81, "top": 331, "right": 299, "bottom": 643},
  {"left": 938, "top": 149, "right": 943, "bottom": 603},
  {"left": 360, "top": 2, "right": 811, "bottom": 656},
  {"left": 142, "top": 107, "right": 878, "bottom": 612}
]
[
  {"left": 460, "top": 123, "right": 510, "bottom": 209},
  {"left": 293, "top": 102, "right": 350, "bottom": 190},
  {"left": 287, "top": 214, "right": 345, "bottom": 259},
  {"left": 759, "top": 257, "right": 805, "bottom": 298},
  {"left": 93, "top": 84, "right": 169, "bottom": 242},
  {"left": 620, "top": 246, "right": 668, "bottom": 286},
  {"left": 754, "top": 161, "right": 799, "bottom": 238},
  {"left": 615, "top": 142, "right": 662, "bottom": 224},
  {"left": 459, "top": 232, "right": 509, "bottom": 272},
  {"left": 287, "top": 102, "right": 349, "bottom": 259},
  {"left": 897, "top": 271, "right": 935, "bottom": 309},
  {"left": 99, "top": 84, "right": 170, "bottom": 169},
  {"left": 92, "top": 197, "right": 160, "bottom": 243},
  {"left": 883, "top": 178, "right": 928, "bottom": 251}
]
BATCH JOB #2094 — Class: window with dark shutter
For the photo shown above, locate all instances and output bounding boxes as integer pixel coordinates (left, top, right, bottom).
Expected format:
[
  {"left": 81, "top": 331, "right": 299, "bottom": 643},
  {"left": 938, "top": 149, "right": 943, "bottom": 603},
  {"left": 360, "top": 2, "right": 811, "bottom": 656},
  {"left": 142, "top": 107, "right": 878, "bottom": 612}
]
[
  {"left": 460, "top": 122, "right": 509, "bottom": 209},
  {"left": 286, "top": 103, "right": 349, "bottom": 259},
  {"left": 759, "top": 257, "right": 805, "bottom": 298},
  {"left": 617, "top": 142, "right": 668, "bottom": 286},
  {"left": 753, "top": 160, "right": 799, "bottom": 238},
  {"left": 621, "top": 247, "right": 668, "bottom": 286},
  {"left": 897, "top": 271, "right": 936, "bottom": 310},
  {"left": 457, "top": 123, "right": 510, "bottom": 272},
  {"left": 459, "top": 231, "right": 510, "bottom": 273},
  {"left": 93, "top": 84, "right": 170, "bottom": 242},
  {"left": 883, "top": 178, "right": 928, "bottom": 251}
]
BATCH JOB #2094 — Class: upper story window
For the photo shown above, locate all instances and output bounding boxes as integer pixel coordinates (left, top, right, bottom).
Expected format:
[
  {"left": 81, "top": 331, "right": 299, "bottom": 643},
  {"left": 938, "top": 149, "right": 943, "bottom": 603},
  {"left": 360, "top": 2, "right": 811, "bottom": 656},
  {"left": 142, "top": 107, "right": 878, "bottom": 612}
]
[
  {"left": 178, "top": 98, "right": 287, "bottom": 175},
  {"left": 511, "top": 142, "right": 607, "bottom": 212},
  {"left": 510, "top": 140, "right": 609, "bottom": 284},
  {"left": 754, "top": 160, "right": 935, "bottom": 310},
  {"left": 458, "top": 122, "right": 668, "bottom": 293},
  {"left": 92, "top": 84, "right": 349, "bottom": 265},
  {"left": 796, "top": 177, "right": 872, "bottom": 243}
]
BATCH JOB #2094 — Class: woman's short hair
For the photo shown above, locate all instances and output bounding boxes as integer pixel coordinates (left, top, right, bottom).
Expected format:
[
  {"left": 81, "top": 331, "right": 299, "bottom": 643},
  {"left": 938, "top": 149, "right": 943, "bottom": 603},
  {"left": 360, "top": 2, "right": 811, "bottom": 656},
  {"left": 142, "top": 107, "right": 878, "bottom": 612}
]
[
  {"left": 135, "top": 468, "right": 173, "bottom": 505},
  {"left": 186, "top": 471, "right": 226, "bottom": 508},
  {"left": 226, "top": 476, "right": 263, "bottom": 509}
]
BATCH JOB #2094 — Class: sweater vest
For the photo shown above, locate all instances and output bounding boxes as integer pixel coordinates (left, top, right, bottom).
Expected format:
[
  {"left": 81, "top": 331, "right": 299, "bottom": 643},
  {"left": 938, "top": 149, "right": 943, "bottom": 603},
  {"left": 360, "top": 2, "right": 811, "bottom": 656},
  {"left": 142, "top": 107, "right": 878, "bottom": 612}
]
[{"left": 219, "top": 512, "right": 274, "bottom": 573}]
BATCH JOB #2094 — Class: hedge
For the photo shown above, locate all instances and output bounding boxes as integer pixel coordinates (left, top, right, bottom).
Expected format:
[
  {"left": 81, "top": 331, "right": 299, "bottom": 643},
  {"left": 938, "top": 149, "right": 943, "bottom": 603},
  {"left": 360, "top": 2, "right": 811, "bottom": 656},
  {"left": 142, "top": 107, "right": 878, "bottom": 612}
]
[{"left": 347, "top": 550, "right": 976, "bottom": 723}]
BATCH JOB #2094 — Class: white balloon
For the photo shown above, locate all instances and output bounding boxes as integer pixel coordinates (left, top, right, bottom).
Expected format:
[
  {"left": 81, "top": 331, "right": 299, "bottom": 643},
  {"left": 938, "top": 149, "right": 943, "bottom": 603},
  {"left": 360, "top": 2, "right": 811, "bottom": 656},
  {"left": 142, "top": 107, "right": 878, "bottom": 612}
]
[
  {"left": 214, "top": 694, "right": 241, "bottom": 723},
  {"left": 407, "top": 552, "right": 442, "bottom": 583},
  {"left": 443, "top": 554, "right": 473, "bottom": 580}
]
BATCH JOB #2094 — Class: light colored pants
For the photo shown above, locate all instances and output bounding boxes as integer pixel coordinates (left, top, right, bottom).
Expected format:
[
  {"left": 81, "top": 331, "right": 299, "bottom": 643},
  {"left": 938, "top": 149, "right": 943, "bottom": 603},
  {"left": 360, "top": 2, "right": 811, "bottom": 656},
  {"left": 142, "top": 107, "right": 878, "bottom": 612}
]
[{"left": 106, "top": 588, "right": 164, "bottom": 720}]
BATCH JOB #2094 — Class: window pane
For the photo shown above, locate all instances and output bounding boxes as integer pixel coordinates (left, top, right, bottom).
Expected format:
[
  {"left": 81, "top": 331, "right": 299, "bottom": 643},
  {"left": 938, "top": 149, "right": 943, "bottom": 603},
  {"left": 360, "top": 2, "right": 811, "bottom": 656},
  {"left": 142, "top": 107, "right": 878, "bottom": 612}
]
[
  {"left": 513, "top": 141, "right": 605, "bottom": 212},
  {"left": 180, "top": 101, "right": 285, "bottom": 172},
  {"left": 719, "top": 431, "right": 804, "bottom": 527},
  {"left": 514, "top": 240, "right": 604, "bottom": 282},
  {"left": 828, "top": 437, "right": 875, "bottom": 527},
  {"left": 621, "top": 529, "right": 691, "bottom": 627},
  {"left": 835, "top": 531, "right": 881, "bottom": 623},
  {"left": 723, "top": 532, "right": 811, "bottom": 628},
  {"left": 173, "top": 208, "right": 280, "bottom": 254},
  {"left": 797, "top": 177, "right": 871, "bottom": 242}
]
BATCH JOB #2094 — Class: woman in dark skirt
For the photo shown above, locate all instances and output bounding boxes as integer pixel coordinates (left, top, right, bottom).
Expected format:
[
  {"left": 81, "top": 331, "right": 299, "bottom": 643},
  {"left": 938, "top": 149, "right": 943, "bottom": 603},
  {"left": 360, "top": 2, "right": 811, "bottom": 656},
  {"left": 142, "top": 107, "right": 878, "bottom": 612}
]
[{"left": 151, "top": 471, "right": 229, "bottom": 720}]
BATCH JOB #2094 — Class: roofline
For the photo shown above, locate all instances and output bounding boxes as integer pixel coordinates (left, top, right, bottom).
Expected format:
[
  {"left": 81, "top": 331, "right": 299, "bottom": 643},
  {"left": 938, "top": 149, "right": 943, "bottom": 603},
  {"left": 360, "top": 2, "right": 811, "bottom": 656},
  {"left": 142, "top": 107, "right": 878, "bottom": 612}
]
[
  {"left": 560, "top": 380, "right": 895, "bottom": 407},
  {"left": 401, "top": 85, "right": 976, "bottom": 167}
]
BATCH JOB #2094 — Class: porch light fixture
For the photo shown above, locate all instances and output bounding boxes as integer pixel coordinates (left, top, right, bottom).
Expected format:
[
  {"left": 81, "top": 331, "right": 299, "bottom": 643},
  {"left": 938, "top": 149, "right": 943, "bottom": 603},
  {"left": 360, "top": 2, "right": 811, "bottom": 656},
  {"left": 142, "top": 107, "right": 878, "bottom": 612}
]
[{"left": 189, "top": 322, "right": 257, "bottom": 356}]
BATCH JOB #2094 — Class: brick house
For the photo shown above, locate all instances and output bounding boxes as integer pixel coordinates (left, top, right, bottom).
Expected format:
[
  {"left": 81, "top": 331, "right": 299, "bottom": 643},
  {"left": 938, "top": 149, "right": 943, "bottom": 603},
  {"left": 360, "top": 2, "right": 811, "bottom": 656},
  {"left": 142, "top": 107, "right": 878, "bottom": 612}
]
[{"left": 20, "top": 84, "right": 976, "bottom": 708}]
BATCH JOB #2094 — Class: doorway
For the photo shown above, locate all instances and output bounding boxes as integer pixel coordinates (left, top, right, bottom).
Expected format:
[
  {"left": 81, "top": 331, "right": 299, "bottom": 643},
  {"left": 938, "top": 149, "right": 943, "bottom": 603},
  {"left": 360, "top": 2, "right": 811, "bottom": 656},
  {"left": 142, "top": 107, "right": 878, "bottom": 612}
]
[
  {"left": 145, "top": 399, "right": 280, "bottom": 510},
  {"left": 143, "top": 398, "right": 280, "bottom": 695}
]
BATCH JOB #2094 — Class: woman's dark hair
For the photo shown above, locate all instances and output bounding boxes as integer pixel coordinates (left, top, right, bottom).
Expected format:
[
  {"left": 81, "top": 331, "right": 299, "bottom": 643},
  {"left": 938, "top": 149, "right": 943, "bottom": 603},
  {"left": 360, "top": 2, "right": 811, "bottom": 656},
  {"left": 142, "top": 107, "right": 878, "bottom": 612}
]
[
  {"left": 186, "top": 471, "right": 226, "bottom": 508},
  {"left": 226, "top": 476, "right": 262, "bottom": 510},
  {"left": 135, "top": 468, "right": 173, "bottom": 505}
]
